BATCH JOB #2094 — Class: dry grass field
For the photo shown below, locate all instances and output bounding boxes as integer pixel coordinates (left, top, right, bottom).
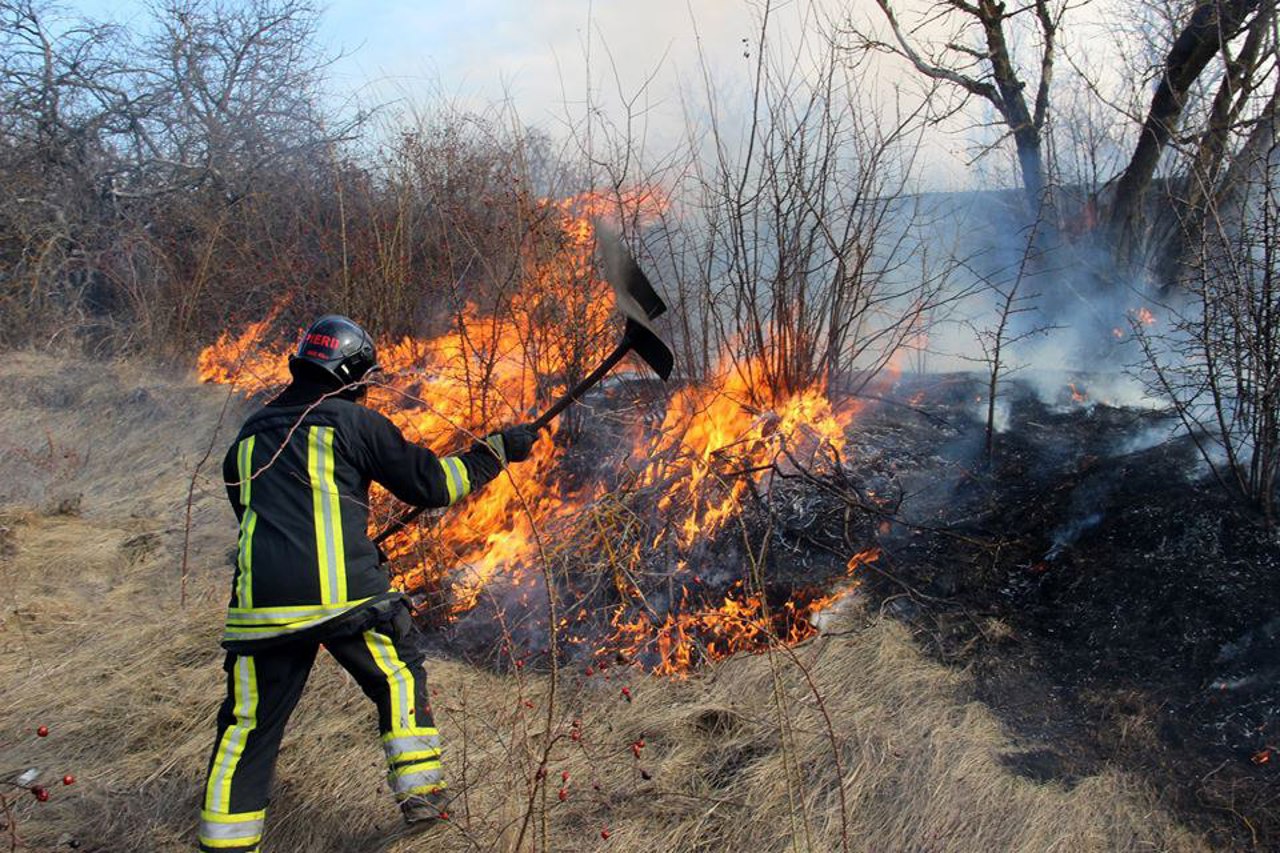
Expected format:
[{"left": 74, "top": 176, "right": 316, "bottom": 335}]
[{"left": 0, "top": 352, "right": 1208, "bottom": 852}]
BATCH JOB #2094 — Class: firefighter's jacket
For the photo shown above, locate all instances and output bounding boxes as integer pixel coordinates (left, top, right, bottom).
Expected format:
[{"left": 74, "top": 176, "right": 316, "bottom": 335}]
[{"left": 220, "top": 380, "right": 504, "bottom": 650}]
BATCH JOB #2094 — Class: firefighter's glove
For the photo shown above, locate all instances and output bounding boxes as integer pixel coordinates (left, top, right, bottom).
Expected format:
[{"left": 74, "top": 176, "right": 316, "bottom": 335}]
[{"left": 486, "top": 424, "right": 537, "bottom": 465}]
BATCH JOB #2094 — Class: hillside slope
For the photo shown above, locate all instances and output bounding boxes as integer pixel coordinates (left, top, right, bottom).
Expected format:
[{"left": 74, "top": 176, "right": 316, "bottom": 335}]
[{"left": 0, "top": 352, "right": 1207, "bottom": 852}]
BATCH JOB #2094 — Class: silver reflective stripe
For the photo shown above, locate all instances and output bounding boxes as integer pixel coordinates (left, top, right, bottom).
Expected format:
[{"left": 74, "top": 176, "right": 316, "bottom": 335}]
[
  {"left": 226, "top": 601, "right": 367, "bottom": 623},
  {"left": 237, "top": 437, "right": 254, "bottom": 505},
  {"left": 206, "top": 657, "right": 257, "bottom": 812},
  {"left": 485, "top": 434, "right": 506, "bottom": 465},
  {"left": 236, "top": 437, "right": 256, "bottom": 608},
  {"left": 391, "top": 766, "right": 444, "bottom": 794},
  {"left": 220, "top": 609, "right": 347, "bottom": 643},
  {"left": 441, "top": 456, "right": 466, "bottom": 505},
  {"left": 384, "top": 734, "right": 442, "bottom": 760},
  {"left": 199, "top": 815, "right": 265, "bottom": 841},
  {"left": 309, "top": 426, "right": 344, "bottom": 603},
  {"left": 364, "top": 630, "right": 414, "bottom": 729}
]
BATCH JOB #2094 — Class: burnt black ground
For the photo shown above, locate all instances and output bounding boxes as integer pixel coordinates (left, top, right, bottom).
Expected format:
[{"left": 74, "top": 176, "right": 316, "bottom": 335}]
[
  {"left": 846, "top": 375, "right": 1280, "bottom": 851},
  {"left": 408, "top": 371, "right": 1278, "bottom": 849}
]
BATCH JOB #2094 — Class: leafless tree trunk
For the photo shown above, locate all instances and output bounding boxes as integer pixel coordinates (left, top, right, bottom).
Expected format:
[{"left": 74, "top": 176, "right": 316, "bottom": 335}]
[
  {"left": 1108, "top": 0, "right": 1264, "bottom": 258},
  {"left": 853, "top": 0, "right": 1062, "bottom": 213}
]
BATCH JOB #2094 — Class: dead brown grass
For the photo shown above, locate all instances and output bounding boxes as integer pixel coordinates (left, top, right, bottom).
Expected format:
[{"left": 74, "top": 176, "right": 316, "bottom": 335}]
[{"left": 0, "top": 352, "right": 1208, "bottom": 852}]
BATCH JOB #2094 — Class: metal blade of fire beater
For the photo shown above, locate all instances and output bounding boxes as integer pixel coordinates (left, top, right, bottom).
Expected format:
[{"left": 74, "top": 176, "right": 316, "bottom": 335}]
[
  {"left": 596, "top": 221, "right": 667, "bottom": 323},
  {"left": 594, "top": 223, "right": 673, "bottom": 382}
]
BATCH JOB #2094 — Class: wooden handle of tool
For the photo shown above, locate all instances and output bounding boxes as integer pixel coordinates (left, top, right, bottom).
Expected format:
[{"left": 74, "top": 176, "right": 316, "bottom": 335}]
[{"left": 532, "top": 337, "right": 633, "bottom": 430}]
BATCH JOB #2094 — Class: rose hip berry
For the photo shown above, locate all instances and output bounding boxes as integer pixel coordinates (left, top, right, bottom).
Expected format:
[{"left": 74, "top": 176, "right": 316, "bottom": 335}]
[
  {"left": 36, "top": 725, "right": 49, "bottom": 737},
  {"left": 62, "top": 775, "right": 75, "bottom": 786},
  {"left": 32, "top": 786, "right": 49, "bottom": 802}
]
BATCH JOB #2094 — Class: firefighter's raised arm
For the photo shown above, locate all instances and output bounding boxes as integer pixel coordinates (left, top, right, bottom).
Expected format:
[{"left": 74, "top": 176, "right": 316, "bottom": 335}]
[{"left": 349, "top": 411, "right": 537, "bottom": 509}]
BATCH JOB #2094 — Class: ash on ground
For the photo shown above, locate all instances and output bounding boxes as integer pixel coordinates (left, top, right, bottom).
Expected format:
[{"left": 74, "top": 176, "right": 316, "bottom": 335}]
[{"left": 406, "top": 370, "right": 1276, "bottom": 849}]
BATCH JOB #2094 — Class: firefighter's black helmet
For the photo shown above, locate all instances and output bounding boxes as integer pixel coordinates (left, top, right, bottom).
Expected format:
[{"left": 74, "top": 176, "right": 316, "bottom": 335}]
[{"left": 289, "top": 315, "right": 379, "bottom": 385}]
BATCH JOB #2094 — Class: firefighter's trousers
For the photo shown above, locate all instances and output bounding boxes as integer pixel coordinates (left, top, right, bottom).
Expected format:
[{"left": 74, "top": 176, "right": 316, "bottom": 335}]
[{"left": 197, "top": 603, "right": 441, "bottom": 853}]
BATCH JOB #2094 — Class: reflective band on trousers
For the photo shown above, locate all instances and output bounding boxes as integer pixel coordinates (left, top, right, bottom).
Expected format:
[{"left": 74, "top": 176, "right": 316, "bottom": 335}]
[
  {"left": 204, "top": 657, "right": 259, "bottom": 813},
  {"left": 198, "top": 810, "right": 265, "bottom": 846},
  {"left": 390, "top": 764, "right": 445, "bottom": 797},
  {"left": 383, "top": 732, "right": 442, "bottom": 764},
  {"left": 363, "top": 630, "right": 415, "bottom": 730}
]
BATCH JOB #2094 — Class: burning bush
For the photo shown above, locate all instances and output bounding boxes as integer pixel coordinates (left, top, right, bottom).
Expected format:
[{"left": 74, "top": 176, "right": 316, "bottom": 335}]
[{"left": 197, "top": 194, "right": 881, "bottom": 675}]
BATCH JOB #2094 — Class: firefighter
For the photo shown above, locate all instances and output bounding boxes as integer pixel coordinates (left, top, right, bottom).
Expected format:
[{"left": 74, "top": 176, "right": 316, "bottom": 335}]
[{"left": 198, "top": 314, "right": 536, "bottom": 852}]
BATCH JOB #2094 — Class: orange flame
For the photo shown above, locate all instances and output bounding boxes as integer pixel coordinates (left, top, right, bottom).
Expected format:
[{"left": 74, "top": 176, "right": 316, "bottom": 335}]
[
  {"left": 642, "top": 357, "right": 856, "bottom": 547},
  {"left": 197, "top": 190, "right": 875, "bottom": 674}
]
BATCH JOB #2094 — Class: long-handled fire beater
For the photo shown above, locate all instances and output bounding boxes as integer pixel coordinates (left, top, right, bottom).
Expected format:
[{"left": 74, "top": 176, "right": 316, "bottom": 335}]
[{"left": 372, "top": 223, "right": 675, "bottom": 546}]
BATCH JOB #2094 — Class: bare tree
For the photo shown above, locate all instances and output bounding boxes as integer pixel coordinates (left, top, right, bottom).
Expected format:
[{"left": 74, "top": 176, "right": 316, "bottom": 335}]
[
  {"left": 673, "top": 2, "right": 955, "bottom": 403},
  {"left": 962, "top": 206, "right": 1057, "bottom": 462},
  {"left": 1109, "top": 0, "right": 1266, "bottom": 258},
  {"left": 849, "top": 0, "right": 1065, "bottom": 213},
  {"left": 1136, "top": 132, "right": 1280, "bottom": 524},
  {"left": 0, "top": 0, "right": 367, "bottom": 350}
]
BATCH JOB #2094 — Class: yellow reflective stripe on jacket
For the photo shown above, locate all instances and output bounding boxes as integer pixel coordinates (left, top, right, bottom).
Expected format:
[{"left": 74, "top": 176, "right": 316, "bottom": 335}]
[
  {"left": 485, "top": 433, "right": 506, "bottom": 465},
  {"left": 221, "top": 597, "right": 373, "bottom": 644},
  {"left": 307, "top": 426, "right": 346, "bottom": 604},
  {"left": 440, "top": 456, "right": 471, "bottom": 506},
  {"left": 235, "top": 436, "right": 256, "bottom": 609},
  {"left": 203, "top": 656, "right": 259, "bottom": 813}
]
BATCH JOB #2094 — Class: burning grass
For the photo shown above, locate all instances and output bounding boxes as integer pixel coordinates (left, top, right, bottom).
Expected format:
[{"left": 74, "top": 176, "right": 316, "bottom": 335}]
[{"left": 194, "top": 194, "right": 875, "bottom": 676}]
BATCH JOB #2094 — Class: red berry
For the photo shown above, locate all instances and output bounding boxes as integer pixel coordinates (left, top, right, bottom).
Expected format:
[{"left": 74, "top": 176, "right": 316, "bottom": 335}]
[
  {"left": 561, "top": 770, "right": 570, "bottom": 783},
  {"left": 558, "top": 787, "right": 568, "bottom": 802},
  {"left": 62, "top": 775, "right": 75, "bottom": 786},
  {"left": 571, "top": 730, "right": 582, "bottom": 742},
  {"left": 636, "top": 739, "right": 645, "bottom": 748},
  {"left": 631, "top": 743, "right": 642, "bottom": 758},
  {"left": 515, "top": 659, "right": 524, "bottom": 669},
  {"left": 585, "top": 666, "right": 594, "bottom": 676},
  {"left": 36, "top": 725, "right": 49, "bottom": 737},
  {"left": 620, "top": 687, "right": 632, "bottom": 702},
  {"left": 438, "top": 810, "right": 449, "bottom": 821},
  {"left": 601, "top": 828, "right": 611, "bottom": 839},
  {"left": 32, "top": 786, "right": 49, "bottom": 802}
]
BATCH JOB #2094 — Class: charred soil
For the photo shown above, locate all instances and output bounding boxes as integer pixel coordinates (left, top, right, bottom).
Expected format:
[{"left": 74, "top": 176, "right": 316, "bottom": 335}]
[{"left": 845, "top": 375, "right": 1280, "bottom": 850}]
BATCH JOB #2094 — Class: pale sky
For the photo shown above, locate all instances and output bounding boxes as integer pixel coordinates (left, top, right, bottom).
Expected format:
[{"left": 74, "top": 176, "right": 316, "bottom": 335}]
[{"left": 60, "top": 0, "right": 1136, "bottom": 192}]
